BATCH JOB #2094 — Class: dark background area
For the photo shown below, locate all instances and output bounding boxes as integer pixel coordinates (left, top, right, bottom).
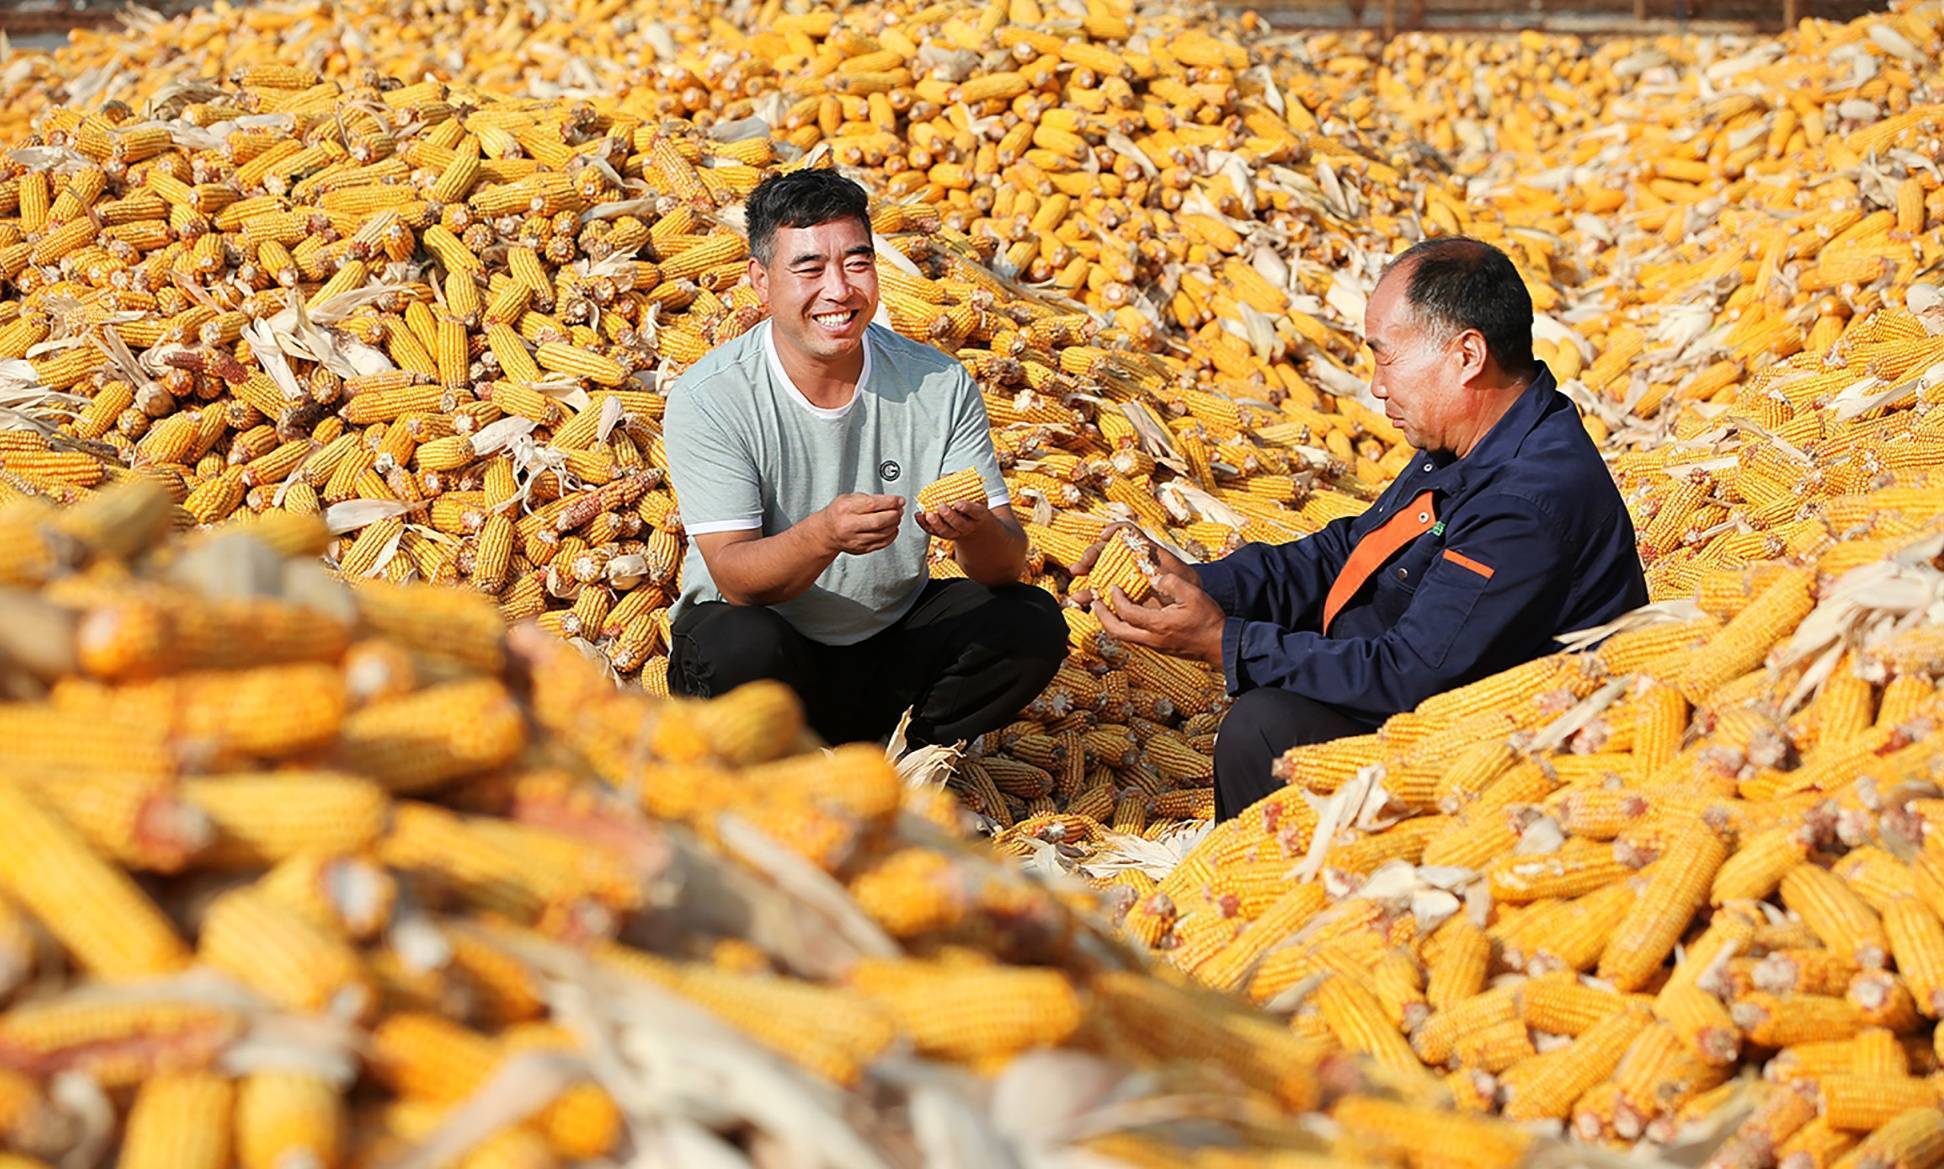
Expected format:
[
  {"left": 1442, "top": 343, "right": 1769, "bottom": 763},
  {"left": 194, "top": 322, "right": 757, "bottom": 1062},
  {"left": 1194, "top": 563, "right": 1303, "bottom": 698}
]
[
  {"left": 1240, "top": 0, "right": 1884, "bottom": 36},
  {"left": 0, "top": 0, "right": 1894, "bottom": 47}
]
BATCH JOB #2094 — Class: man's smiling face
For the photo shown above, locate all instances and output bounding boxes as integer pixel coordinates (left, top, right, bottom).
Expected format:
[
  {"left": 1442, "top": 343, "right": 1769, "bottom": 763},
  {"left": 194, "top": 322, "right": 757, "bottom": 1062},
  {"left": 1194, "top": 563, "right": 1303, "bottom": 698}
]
[
  {"left": 750, "top": 217, "right": 879, "bottom": 366},
  {"left": 1363, "top": 263, "right": 1472, "bottom": 455}
]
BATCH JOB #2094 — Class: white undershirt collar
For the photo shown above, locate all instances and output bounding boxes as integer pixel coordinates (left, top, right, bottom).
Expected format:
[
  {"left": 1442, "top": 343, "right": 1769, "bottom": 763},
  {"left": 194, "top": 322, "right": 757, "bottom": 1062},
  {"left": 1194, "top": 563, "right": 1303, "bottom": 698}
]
[{"left": 763, "top": 319, "right": 872, "bottom": 420}]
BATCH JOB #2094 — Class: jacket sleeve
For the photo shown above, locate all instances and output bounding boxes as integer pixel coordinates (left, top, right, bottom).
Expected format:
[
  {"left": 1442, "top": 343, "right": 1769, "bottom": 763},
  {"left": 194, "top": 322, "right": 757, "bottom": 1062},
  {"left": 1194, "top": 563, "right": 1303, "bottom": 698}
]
[{"left": 1219, "top": 492, "right": 1575, "bottom": 722}]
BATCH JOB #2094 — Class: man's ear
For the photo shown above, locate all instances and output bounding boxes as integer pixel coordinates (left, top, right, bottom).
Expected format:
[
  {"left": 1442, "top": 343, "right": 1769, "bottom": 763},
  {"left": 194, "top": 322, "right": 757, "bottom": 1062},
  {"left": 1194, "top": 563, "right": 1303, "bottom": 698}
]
[
  {"left": 747, "top": 257, "right": 767, "bottom": 303},
  {"left": 1457, "top": 329, "right": 1491, "bottom": 384}
]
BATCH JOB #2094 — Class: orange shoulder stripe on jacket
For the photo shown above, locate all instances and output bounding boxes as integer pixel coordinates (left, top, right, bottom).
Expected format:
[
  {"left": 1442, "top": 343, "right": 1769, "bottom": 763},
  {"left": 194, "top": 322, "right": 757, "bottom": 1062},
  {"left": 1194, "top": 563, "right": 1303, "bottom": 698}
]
[
  {"left": 1442, "top": 549, "right": 1496, "bottom": 580},
  {"left": 1320, "top": 491, "right": 1438, "bottom": 635}
]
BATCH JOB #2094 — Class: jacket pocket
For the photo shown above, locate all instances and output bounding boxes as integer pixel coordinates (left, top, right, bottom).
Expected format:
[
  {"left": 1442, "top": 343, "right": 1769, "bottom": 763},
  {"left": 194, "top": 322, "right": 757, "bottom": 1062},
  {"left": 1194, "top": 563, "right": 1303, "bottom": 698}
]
[{"left": 1411, "top": 560, "right": 1494, "bottom": 670}]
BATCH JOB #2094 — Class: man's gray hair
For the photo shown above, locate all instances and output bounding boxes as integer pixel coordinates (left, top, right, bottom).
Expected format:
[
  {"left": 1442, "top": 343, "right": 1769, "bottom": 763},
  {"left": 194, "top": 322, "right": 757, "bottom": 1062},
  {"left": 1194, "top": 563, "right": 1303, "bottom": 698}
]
[{"left": 1381, "top": 238, "right": 1538, "bottom": 376}]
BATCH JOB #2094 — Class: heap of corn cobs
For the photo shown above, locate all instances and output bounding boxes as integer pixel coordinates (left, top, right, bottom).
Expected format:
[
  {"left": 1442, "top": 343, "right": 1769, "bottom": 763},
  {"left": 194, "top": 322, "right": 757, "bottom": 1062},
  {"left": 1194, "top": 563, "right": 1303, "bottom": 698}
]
[
  {"left": 0, "top": 0, "right": 1943, "bottom": 1159},
  {"left": 0, "top": 477, "right": 1566, "bottom": 1168},
  {"left": 0, "top": 0, "right": 1470, "bottom": 846},
  {"left": 1107, "top": 15, "right": 1944, "bottom": 1159},
  {"left": 1124, "top": 293, "right": 1944, "bottom": 1158}
]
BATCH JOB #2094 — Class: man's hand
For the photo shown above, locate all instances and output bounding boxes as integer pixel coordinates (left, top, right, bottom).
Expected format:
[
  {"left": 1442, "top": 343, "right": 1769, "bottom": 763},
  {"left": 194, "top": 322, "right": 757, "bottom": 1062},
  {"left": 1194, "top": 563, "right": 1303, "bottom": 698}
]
[
  {"left": 1091, "top": 571, "right": 1226, "bottom": 666},
  {"left": 817, "top": 493, "right": 905, "bottom": 555},
  {"left": 915, "top": 498, "right": 993, "bottom": 542},
  {"left": 1070, "top": 522, "right": 1198, "bottom": 608}
]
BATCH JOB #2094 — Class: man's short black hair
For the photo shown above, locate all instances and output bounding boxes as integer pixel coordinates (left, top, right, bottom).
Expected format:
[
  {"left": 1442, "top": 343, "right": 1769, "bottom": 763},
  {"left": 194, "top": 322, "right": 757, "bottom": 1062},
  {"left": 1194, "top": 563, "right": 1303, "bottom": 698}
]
[
  {"left": 1383, "top": 237, "right": 1538, "bottom": 377},
  {"left": 745, "top": 168, "right": 872, "bottom": 265}
]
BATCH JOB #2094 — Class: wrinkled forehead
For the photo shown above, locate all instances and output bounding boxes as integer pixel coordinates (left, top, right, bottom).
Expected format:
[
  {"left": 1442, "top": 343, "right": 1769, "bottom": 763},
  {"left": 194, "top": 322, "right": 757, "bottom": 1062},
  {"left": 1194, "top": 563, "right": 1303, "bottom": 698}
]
[{"left": 1364, "top": 268, "right": 1424, "bottom": 345}]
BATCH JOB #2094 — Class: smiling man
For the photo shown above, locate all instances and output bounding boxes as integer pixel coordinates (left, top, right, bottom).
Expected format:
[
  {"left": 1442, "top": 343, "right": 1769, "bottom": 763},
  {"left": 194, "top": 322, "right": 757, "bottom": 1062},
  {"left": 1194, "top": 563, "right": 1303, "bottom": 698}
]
[
  {"left": 662, "top": 167, "right": 1067, "bottom": 747},
  {"left": 1080, "top": 237, "right": 1647, "bottom": 819}
]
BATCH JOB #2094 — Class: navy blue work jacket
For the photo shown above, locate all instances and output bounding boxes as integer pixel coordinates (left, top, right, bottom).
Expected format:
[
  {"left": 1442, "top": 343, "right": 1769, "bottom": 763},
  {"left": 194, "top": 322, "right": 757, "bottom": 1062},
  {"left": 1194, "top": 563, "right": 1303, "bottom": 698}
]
[{"left": 1192, "top": 366, "right": 1648, "bottom": 725}]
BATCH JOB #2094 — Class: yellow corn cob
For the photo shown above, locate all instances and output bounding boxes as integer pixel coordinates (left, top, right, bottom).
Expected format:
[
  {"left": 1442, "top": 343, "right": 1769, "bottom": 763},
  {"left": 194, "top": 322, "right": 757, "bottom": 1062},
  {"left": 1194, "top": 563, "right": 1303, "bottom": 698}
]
[
  {"left": 0, "top": 780, "right": 188, "bottom": 979},
  {"left": 368, "top": 1011, "right": 619, "bottom": 1158},
  {"left": 534, "top": 341, "right": 627, "bottom": 386},
  {"left": 199, "top": 885, "right": 371, "bottom": 1015},
  {"left": 849, "top": 958, "right": 1083, "bottom": 1060},
  {"left": 333, "top": 678, "right": 526, "bottom": 791},
  {"left": 1333, "top": 1096, "right": 1534, "bottom": 1169},
  {"left": 236, "top": 1070, "right": 343, "bottom": 1169},
  {"left": 916, "top": 467, "right": 988, "bottom": 512},
  {"left": 1598, "top": 824, "right": 1727, "bottom": 991},
  {"left": 1731, "top": 991, "right": 1867, "bottom": 1047},
  {"left": 182, "top": 772, "right": 387, "bottom": 868},
  {"left": 1837, "top": 1107, "right": 1944, "bottom": 1169},
  {"left": 1312, "top": 973, "right": 1423, "bottom": 1077},
  {"left": 1781, "top": 864, "right": 1890, "bottom": 969},
  {"left": 120, "top": 1072, "right": 234, "bottom": 1169},
  {"left": 1674, "top": 567, "right": 1818, "bottom": 701},
  {"left": 1502, "top": 1004, "right": 1652, "bottom": 1122},
  {"left": 1424, "top": 918, "right": 1490, "bottom": 1012},
  {"left": 1088, "top": 528, "right": 1161, "bottom": 609}
]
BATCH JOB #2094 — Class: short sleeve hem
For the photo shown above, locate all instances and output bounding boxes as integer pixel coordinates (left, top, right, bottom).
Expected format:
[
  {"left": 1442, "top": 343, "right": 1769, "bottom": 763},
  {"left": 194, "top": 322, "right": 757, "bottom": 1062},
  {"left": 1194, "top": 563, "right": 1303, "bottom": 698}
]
[{"left": 684, "top": 516, "right": 764, "bottom": 535}]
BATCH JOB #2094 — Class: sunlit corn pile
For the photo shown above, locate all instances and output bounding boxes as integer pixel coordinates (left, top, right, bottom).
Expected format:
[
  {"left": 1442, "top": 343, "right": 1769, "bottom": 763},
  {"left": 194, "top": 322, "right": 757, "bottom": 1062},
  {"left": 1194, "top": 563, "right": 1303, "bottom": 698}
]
[
  {"left": 0, "top": 0, "right": 1524, "bottom": 845},
  {"left": 1257, "top": 9, "right": 1944, "bottom": 440},
  {"left": 0, "top": 475, "right": 1613, "bottom": 1168},
  {"left": 0, "top": 0, "right": 1943, "bottom": 1159},
  {"left": 1115, "top": 292, "right": 1944, "bottom": 1158}
]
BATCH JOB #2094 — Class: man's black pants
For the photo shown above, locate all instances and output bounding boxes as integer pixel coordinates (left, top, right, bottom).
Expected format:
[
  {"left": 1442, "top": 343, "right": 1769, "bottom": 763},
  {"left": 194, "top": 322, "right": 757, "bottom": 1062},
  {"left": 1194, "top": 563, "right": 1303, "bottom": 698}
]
[
  {"left": 668, "top": 579, "right": 1068, "bottom": 748},
  {"left": 1213, "top": 688, "right": 1378, "bottom": 821}
]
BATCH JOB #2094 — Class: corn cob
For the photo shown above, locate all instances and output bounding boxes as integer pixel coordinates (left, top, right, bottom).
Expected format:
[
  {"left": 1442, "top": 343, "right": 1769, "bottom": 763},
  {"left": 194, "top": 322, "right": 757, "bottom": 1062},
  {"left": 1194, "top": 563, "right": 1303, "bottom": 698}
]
[{"left": 916, "top": 467, "right": 988, "bottom": 513}]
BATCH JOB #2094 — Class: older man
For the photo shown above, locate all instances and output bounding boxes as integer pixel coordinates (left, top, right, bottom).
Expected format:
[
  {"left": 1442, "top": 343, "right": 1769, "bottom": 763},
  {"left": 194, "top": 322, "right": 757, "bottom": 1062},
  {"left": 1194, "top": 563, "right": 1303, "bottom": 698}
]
[
  {"left": 1083, "top": 238, "right": 1647, "bottom": 819},
  {"left": 662, "top": 168, "right": 1067, "bottom": 748}
]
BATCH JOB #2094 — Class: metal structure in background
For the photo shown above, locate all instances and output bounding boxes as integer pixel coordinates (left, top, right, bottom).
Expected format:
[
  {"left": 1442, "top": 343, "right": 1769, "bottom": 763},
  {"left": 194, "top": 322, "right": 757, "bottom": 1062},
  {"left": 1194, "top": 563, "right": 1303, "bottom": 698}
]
[
  {"left": 0, "top": 0, "right": 197, "bottom": 41},
  {"left": 0, "top": 0, "right": 1892, "bottom": 43},
  {"left": 1237, "top": 0, "right": 1885, "bottom": 37}
]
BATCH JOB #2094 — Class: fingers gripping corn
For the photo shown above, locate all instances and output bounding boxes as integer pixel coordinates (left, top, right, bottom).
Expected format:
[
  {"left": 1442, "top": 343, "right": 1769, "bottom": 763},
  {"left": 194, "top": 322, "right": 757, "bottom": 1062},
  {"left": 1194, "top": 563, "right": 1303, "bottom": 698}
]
[{"left": 1086, "top": 528, "right": 1162, "bottom": 610}]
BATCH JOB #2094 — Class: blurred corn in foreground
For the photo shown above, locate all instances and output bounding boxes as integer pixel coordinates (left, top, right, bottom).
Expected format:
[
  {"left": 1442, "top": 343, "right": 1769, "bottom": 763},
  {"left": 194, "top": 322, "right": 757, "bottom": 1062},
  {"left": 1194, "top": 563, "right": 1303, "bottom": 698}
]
[{"left": 0, "top": 476, "right": 1556, "bottom": 1167}]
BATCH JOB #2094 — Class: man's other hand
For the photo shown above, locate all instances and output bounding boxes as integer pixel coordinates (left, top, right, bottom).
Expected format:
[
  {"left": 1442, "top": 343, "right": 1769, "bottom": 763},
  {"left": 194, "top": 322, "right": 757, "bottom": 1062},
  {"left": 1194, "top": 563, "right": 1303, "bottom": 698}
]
[
  {"left": 915, "top": 498, "right": 992, "bottom": 541},
  {"left": 1070, "top": 522, "right": 1198, "bottom": 607},
  {"left": 818, "top": 493, "right": 905, "bottom": 555},
  {"left": 1091, "top": 571, "right": 1225, "bottom": 666}
]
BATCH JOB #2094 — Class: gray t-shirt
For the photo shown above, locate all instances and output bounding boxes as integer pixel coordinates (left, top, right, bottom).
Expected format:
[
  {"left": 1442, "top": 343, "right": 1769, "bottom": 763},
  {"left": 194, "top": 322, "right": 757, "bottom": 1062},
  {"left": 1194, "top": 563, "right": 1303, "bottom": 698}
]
[{"left": 663, "top": 319, "right": 1009, "bottom": 645}]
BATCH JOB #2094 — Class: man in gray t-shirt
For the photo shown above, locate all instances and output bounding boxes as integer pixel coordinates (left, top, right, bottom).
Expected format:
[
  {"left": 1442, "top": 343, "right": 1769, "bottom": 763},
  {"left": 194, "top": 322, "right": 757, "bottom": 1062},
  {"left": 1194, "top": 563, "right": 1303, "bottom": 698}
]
[{"left": 661, "top": 169, "right": 1066, "bottom": 747}]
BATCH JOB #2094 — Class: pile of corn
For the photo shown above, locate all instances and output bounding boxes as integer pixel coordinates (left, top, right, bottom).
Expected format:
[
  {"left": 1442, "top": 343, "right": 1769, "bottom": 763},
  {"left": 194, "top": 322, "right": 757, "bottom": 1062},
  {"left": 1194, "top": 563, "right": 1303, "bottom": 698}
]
[
  {"left": 1103, "top": 6, "right": 1944, "bottom": 1158},
  {"left": 0, "top": 0, "right": 1942, "bottom": 1158},
  {"left": 1122, "top": 289, "right": 1944, "bottom": 1157},
  {"left": 0, "top": 0, "right": 1516, "bottom": 843},
  {"left": 1300, "top": 8, "right": 1944, "bottom": 439},
  {"left": 0, "top": 475, "right": 1595, "bottom": 1168}
]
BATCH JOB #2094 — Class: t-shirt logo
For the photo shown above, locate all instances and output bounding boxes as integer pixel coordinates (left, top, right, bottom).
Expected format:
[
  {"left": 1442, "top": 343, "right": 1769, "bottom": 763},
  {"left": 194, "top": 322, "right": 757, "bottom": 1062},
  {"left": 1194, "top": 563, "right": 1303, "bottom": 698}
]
[{"left": 878, "top": 459, "right": 901, "bottom": 482}]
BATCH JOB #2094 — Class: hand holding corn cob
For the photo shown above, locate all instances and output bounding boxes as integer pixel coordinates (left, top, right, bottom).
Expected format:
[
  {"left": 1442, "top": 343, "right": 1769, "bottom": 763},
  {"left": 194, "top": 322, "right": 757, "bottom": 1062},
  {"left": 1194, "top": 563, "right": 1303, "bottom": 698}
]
[
  {"left": 1071, "top": 528, "right": 1226, "bottom": 666},
  {"left": 915, "top": 468, "right": 988, "bottom": 516},
  {"left": 812, "top": 492, "right": 905, "bottom": 556},
  {"left": 914, "top": 468, "right": 994, "bottom": 541},
  {"left": 1080, "top": 528, "right": 1165, "bottom": 611},
  {"left": 1070, "top": 524, "right": 1162, "bottom": 608}
]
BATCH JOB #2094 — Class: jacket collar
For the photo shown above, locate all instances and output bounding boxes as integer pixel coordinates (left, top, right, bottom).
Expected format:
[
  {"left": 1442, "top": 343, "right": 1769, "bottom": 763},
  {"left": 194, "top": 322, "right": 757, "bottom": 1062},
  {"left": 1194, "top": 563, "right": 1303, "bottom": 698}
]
[{"left": 1418, "top": 364, "right": 1560, "bottom": 492}]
